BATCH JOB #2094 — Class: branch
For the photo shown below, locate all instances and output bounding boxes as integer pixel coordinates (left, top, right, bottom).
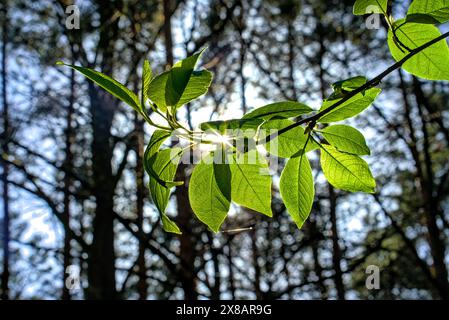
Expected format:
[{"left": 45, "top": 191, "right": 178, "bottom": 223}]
[
  {"left": 11, "top": 139, "right": 92, "bottom": 191},
  {"left": 7, "top": 177, "right": 89, "bottom": 252},
  {"left": 265, "top": 31, "right": 449, "bottom": 143},
  {"left": 112, "top": 141, "right": 133, "bottom": 190},
  {"left": 113, "top": 212, "right": 181, "bottom": 278},
  {"left": 372, "top": 194, "right": 440, "bottom": 290}
]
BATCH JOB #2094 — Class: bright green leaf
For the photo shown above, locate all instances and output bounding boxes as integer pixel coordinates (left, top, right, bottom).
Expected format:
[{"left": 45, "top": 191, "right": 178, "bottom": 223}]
[
  {"left": 229, "top": 150, "right": 272, "bottom": 217},
  {"left": 317, "top": 88, "right": 381, "bottom": 123},
  {"left": 147, "top": 49, "right": 213, "bottom": 111},
  {"left": 280, "top": 150, "right": 314, "bottom": 229},
  {"left": 261, "top": 120, "right": 318, "bottom": 158},
  {"left": 144, "top": 130, "right": 172, "bottom": 160},
  {"left": 320, "top": 145, "right": 376, "bottom": 193},
  {"left": 175, "top": 70, "right": 213, "bottom": 107},
  {"left": 57, "top": 62, "right": 141, "bottom": 113},
  {"left": 200, "top": 119, "right": 263, "bottom": 135},
  {"left": 321, "top": 125, "right": 370, "bottom": 155},
  {"left": 142, "top": 60, "right": 152, "bottom": 106},
  {"left": 57, "top": 62, "right": 142, "bottom": 112},
  {"left": 161, "top": 213, "right": 182, "bottom": 234},
  {"left": 353, "top": 0, "right": 388, "bottom": 15},
  {"left": 188, "top": 157, "right": 231, "bottom": 232},
  {"left": 407, "top": 0, "right": 449, "bottom": 24},
  {"left": 146, "top": 71, "right": 169, "bottom": 110},
  {"left": 148, "top": 148, "right": 183, "bottom": 214},
  {"left": 143, "top": 132, "right": 182, "bottom": 188},
  {"left": 388, "top": 20, "right": 449, "bottom": 81},
  {"left": 242, "top": 101, "right": 313, "bottom": 120},
  {"left": 332, "top": 76, "right": 367, "bottom": 95}
]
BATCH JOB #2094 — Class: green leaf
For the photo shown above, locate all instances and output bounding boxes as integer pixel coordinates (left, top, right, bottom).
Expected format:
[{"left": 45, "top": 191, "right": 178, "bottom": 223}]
[
  {"left": 56, "top": 62, "right": 141, "bottom": 113},
  {"left": 320, "top": 145, "right": 376, "bottom": 193},
  {"left": 143, "top": 131, "right": 182, "bottom": 188},
  {"left": 280, "top": 150, "right": 314, "bottom": 229},
  {"left": 242, "top": 101, "right": 313, "bottom": 120},
  {"left": 321, "top": 125, "right": 370, "bottom": 155},
  {"left": 188, "top": 157, "right": 231, "bottom": 232},
  {"left": 261, "top": 120, "right": 318, "bottom": 158},
  {"left": 144, "top": 130, "right": 172, "bottom": 160},
  {"left": 148, "top": 148, "right": 183, "bottom": 214},
  {"left": 175, "top": 70, "right": 213, "bottom": 107},
  {"left": 200, "top": 119, "right": 263, "bottom": 135},
  {"left": 388, "top": 20, "right": 449, "bottom": 81},
  {"left": 146, "top": 71, "right": 169, "bottom": 110},
  {"left": 161, "top": 213, "right": 182, "bottom": 234},
  {"left": 317, "top": 88, "right": 381, "bottom": 123},
  {"left": 142, "top": 60, "right": 153, "bottom": 106},
  {"left": 353, "top": 0, "right": 388, "bottom": 15},
  {"left": 144, "top": 135, "right": 183, "bottom": 234},
  {"left": 229, "top": 150, "right": 272, "bottom": 217},
  {"left": 147, "top": 49, "right": 213, "bottom": 111},
  {"left": 407, "top": 0, "right": 449, "bottom": 24},
  {"left": 332, "top": 76, "right": 367, "bottom": 95}
]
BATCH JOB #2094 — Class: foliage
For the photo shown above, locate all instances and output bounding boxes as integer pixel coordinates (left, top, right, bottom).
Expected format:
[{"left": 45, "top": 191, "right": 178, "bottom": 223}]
[{"left": 58, "top": 0, "right": 449, "bottom": 233}]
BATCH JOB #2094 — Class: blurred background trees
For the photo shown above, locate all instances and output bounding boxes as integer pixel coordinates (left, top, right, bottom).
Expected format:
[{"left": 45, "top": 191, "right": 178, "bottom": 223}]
[{"left": 0, "top": 0, "right": 448, "bottom": 299}]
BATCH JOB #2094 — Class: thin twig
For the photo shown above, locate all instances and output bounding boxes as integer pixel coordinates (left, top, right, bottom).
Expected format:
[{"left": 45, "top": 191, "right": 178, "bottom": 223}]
[{"left": 264, "top": 31, "right": 449, "bottom": 144}]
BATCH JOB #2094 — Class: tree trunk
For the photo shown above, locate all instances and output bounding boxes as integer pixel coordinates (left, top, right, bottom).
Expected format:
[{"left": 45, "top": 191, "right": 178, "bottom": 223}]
[
  {"left": 412, "top": 77, "right": 449, "bottom": 300},
  {"left": 251, "top": 228, "right": 263, "bottom": 300},
  {"left": 62, "top": 52, "right": 75, "bottom": 300},
  {"left": 86, "top": 83, "right": 117, "bottom": 300},
  {"left": 309, "top": 219, "right": 327, "bottom": 299},
  {"left": 85, "top": 0, "right": 121, "bottom": 300},
  {"left": 398, "top": 71, "right": 449, "bottom": 299},
  {"left": 1, "top": 2, "right": 10, "bottom": 301},
  {"left": 134, "top": 115, "right": 148, "bottom": 300},
  {"left": 328, "top": 185, "right": 345, "bottom": 300},
  {"left": 287, "top": 19, "right": 297, "bottom": 101},
  {"left": 316, "top": 23, "right": 345, "bottom": 300},
  {"left": 163, "top": 0, "right": 174, "bottom": 69},
  {"left": 226, "top": 240, "right": 236, "bottom": 300},
  {"left": 163, "top": 0, "right": 198, "bottom": 300}
]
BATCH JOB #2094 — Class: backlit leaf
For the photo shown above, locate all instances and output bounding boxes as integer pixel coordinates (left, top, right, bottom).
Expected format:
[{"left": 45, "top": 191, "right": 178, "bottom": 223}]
[
  {"left": 242, "top": 101, "right": 313, "bottom": 120},
  {"left": 280, "top": 150, "right": 314, "bottom": 229},
  {"left": 388, "top": 20, "right": 449, "bottom": 81},
  {"left": 321, "top": 125, "right": 370, "bottom": 155},
  {"left": 320, "top": 145, "right": 376, "bottom": 193},
  {"left": 189, "top": 157, "right": 231, "bottom": 232}
]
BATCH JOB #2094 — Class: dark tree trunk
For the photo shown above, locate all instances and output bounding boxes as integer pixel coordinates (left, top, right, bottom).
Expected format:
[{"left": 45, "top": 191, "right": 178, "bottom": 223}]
[
  {"left": 398, "top": 71, "right": 449, "bottom": 299},
  {"left": 175, "top": 176, "right": 198, "bottom": 300},
  {"left": 328, "top": 185, "right": 345, "bottom": 300},
  {"left": 86, "top": 83, "right": 117, "bottom": 300},
  {"left": 287, "top": 19, "right": 297, "bottom": 101},
  {"left": 316, "top": 22, "right": 345, "bottom": 300},
  {"left": 163, "top": 0, "right": 174, "bottom": 69},
  {"left": 85, "top": 0, "right": 121, "bottom": 300},
  {"left": 62, "top": 52, "right": 76, "bottom": 300},
  {"left": 226, "top": 239, "right": 236, "bottom": 300},
  {"left": 251, "top": 228, "right": 263, "bottom": 300},
  {"left": 208, "top": 234, "right": 221, "bottom": 300},
  {"left": 163, "top": 0, "right": 198, "bottom": 300},
  {"left": 309, "top": 219, "right": 327, "bottom": 298},
  {"left": 413, "top": 77, "right": 449, "bottom": 300},
  {"left": 237, "top": 4, "right": 247, "bottom": 113},
  {"left": 1, "top": 2, "right": 10, "bottom": 301},
  {"left": 134, "top": 115, "right": 148, "bottom": 300}
]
